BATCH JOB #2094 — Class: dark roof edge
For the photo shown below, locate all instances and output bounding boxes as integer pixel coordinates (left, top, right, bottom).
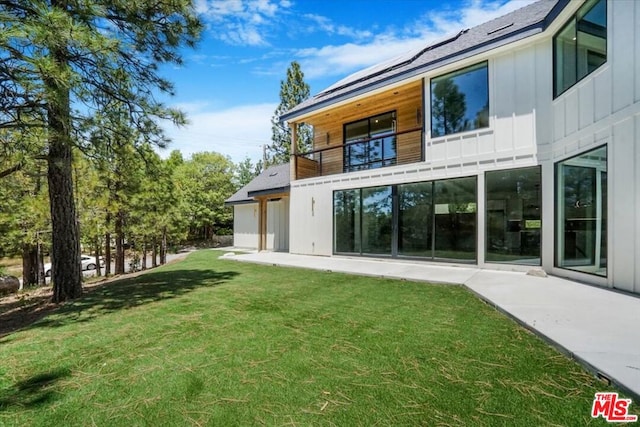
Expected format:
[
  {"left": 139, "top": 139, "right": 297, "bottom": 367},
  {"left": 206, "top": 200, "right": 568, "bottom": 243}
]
[
  {"left": 282, "top": 0, "right": 570, "bottom": 123},
  {"left": 224, "top": 199, "right": 256, "bottom": 207},
  {"left": 247, "top": 186, "right": 290, "bottom": 198},
  {"left": 542, "top": 0, "right": 571, "bottom": 28}
]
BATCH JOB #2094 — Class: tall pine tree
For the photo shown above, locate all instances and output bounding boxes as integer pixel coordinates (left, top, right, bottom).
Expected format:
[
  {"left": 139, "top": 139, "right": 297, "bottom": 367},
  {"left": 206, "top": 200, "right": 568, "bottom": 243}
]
[
  {"left": 268, "top": 61, "right": 312, "bottom": 165},
  {"left": 0, "top": 1, "right": 202, "bottom": 301}
]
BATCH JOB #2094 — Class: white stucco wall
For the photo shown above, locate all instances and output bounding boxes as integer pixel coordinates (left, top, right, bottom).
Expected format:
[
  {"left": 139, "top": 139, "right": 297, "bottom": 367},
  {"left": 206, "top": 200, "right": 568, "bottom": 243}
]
[{"left": 233, "top": 203, "right": 259, "bottom": 249}]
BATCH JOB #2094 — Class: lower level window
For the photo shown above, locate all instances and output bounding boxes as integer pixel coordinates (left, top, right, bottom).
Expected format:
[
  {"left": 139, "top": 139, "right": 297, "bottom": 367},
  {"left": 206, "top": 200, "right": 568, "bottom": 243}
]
[
  {"left": 334, "top": 176, "right": 477, "bottom": 262},
  {"left": 486, "top": 167, "right": 541, "bottom": 265},
  {"left": 556, "top": 146, "right": 607, "bottom": 276},
  {"left": 334, "top": 189, "right": 361, "bottom": 253}
]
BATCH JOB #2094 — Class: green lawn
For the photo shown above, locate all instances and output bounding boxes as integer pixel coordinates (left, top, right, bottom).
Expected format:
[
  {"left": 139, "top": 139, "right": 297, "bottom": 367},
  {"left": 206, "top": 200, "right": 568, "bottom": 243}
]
[{"left": 0, "top": 250, "right": 635, "bottom": 426}]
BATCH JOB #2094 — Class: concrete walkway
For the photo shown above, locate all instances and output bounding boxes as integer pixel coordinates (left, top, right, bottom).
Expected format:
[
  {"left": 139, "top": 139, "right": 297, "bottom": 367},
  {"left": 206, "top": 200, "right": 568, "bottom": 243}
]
[{"left": 226, "top": 251, "right": 640, "bottom": 400}]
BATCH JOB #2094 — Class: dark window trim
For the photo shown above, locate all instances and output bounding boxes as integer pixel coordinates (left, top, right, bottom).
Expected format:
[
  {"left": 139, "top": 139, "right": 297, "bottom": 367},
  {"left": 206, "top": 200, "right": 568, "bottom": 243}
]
[
  {"left": 429, "top": 60, "right": 489, "bottom": 138},
  {"left": 552, "top": 0, "right": 607, "bottom": 99},
  {"left": 332, "top": 175, "right": 478, "bottom": 264},
  {"left": 554, "top": 144, "right": 608, "bottom": 278},
  {"left": 342, "top": 111, "right": 397, "bottom": 173},
  {"left": 333, "top": 188, "right": 362, "bottom": 256}
]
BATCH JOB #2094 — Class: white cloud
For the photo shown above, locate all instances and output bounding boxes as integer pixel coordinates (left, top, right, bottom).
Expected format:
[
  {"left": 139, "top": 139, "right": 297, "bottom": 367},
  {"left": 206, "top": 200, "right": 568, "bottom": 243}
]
[
  {"left": 197, "top": 0, "right": 292, "bottom": 46},
  {"left": 294, "top": 0, "right": 537, "bottom": 82},
  {"left": 418, "top": 0, "right": 538, "bottom": 35},
  {"left": 297, "top": 37, "right": 428, "bottom": 80},
  {"left": 160, "top": 103, "right": 276, "bottom": 164},
  {"left": 165, "top": 0, "right": 539, "bottom": 163},
  {"left": 303, "top": 14, "right": 373, "bottom": 40}
]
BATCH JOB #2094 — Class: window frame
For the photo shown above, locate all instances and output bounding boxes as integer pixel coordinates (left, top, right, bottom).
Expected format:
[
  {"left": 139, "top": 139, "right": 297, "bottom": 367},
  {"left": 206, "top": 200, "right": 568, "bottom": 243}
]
[
  {"left": 552, "top": 0, "right": 607, "bottom": 99},
  {"left": 342, "top": 111, "right": 397, "bottom": 173},
  {"left": 429, "top": 61, "right": 489, "bottom": 138},
  {"left": 332, "top": 175, "right": 478, "bottom": 264},
  {"left": 554, "top": 145, "right": 608, "bottom": 277},
  {"left": 484, "top": 166, "right": 542, "bottom": 266}
]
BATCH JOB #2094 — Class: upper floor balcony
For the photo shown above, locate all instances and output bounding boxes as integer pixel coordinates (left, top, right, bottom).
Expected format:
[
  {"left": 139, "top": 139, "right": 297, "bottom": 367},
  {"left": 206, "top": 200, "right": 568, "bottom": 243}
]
[{"left": 290, "top": 80, "right": 424, "bottom": 180}]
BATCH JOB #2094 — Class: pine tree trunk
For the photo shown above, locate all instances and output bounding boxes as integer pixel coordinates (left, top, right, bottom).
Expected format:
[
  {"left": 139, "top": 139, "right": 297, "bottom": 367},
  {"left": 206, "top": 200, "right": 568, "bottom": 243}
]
[
  {"left": 37, "top": 243, "right": 45, "bottom": 286},
  {"left": 160, "top": 229, "right": 167, "bottom": 265},
  {"left": 152, "top": 240, "right": 158, "bottom": 268},
  {"left": 46, "top": 45, "right": 82, "bottom": 302},
  {"left": 115, "top": 210, "right": 124, "bottom": 274},
  {"left": 22, "top": 243, "right": 38, "bottom": 287},
  {"left": 94, "top": 238, "right": 101, "bottom": 277},
  {"left": 104, "top": 230, "right": 111, "bottom": 276}
]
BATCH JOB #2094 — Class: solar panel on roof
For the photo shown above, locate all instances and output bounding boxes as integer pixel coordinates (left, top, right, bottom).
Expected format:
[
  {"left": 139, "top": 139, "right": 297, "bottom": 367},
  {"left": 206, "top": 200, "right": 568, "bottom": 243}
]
[
  {"left": 317, "top": 31, "right": 465, "bottom": 97},
  {"left": 320, "top": 46, "right": 424, "bottom": 94}
]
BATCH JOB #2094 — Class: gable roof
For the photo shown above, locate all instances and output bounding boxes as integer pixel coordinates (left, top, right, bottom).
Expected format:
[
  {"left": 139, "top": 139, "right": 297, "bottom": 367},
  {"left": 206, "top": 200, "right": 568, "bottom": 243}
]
[
  {"left": 282, "top": 0, "right": 569, "bottom": 122},
  {"left": 225, "top": 162, "right": 291, "bottom": 206}
]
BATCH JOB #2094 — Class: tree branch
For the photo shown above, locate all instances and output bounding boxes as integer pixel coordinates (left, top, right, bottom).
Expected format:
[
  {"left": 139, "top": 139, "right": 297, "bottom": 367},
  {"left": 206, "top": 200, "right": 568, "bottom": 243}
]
[{"left": 0, "top": 162, "right": 23, "bottom": 179}]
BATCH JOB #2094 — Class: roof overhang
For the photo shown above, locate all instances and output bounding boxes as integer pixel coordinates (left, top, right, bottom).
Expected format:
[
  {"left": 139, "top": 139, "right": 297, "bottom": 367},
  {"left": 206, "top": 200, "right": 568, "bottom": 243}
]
[
  {"left": 281, "top": 0, "right": 570, "bottom": 123},
  {"left": 247, "top": 186, "right": 290, "bottom": 198},
  {"left": 224, "top": 199, "right": 257, "bottom": 207}
]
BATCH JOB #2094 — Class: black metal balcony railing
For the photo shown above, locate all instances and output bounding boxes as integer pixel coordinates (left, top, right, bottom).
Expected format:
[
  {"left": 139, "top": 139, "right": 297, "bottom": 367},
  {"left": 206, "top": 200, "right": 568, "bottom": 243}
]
[{"left": 294, "top": 127, "right": 424, "bottom": 179}]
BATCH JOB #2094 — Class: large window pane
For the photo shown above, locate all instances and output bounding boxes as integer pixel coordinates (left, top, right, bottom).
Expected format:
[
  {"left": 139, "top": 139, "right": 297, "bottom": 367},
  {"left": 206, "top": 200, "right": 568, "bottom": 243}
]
[
  {"left": 430, "top": 62, "right": 489, "bottom": 138},
  {"left": 553, "top": 0, "right": 606, "bottom": 97},
  {"left": 398, "top": 182, "right": 433, "bottom": 257},
  {"left": 344, "top": 112, "right": 397, "bottom": 172},
  {"left": 334, "top": 189, "right": 361, "bottom": 253},
  {"left": 433, "top": 177, "right": 477, "bottom": 261},
  {"left": 556, "top": 146, "right": 607, "bottom": 276},
  {"left": 361, "top": 186, "right": 392, "bottom": 255},
  {"left": 554, "top": 20, "right": 577, "bottom": 96},
  {"left": 486, "top": 167, "right": 541, "bottom": 265}
]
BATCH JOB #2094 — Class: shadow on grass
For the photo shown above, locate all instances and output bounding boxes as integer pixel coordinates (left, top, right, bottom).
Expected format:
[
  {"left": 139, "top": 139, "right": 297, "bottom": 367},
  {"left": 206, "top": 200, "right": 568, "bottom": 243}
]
[
  {"left": 0, "top": 268, "right": 238, "bottom": 335},
  {"left": 0, "top": 367, "right": 71, "bottom": 411}
]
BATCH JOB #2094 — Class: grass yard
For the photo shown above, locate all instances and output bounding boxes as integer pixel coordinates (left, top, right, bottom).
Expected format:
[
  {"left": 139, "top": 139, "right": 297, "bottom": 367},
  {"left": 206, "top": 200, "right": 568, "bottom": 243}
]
[{"left": 0, "top": 250, "right": 635, "bottom": 426}]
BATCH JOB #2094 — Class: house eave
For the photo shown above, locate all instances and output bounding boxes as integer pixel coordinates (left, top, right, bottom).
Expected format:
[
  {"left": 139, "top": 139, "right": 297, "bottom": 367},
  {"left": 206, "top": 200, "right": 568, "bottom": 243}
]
[
  {"left": 282, "top": 0, "right": 569, "bottom": 123},
  {"left": 224, "top": 199, "right": 256, "bottom": 207},
  {"left": 247, "top": 186, "right": 291, "bottom": 198}
]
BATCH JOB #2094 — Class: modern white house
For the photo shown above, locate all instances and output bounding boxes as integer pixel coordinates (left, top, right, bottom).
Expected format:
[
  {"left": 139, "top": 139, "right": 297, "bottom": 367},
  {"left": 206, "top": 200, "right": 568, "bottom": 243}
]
[
  {"left": 225, "top": 163, "right": 290, "bottom": 252},
  {"left": 280, "top": 0, "right": 640, "bottom": 295}
]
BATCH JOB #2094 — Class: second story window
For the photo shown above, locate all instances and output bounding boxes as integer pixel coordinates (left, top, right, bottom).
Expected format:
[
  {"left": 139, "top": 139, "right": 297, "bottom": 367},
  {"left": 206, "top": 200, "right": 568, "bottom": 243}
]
[
  {"left": 430, "top": 61, "right": 489, "bottom": 138},
  {"left": 344, "top": 111, "right": 397, "bottom": 172},
  {"left": 554, "top": 0, "right": 607, "bottom": 98}
]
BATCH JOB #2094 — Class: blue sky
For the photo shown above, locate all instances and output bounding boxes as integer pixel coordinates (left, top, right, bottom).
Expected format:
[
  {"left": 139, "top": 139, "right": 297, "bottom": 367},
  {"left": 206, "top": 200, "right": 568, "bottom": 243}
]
[{"left": 159, "top": 0, "right": 537, "bottom": 164}]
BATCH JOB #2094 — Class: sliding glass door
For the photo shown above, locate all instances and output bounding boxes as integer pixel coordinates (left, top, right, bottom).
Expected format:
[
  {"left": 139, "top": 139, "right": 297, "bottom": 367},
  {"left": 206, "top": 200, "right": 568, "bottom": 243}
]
[
  {"left": 362, "top": 186, "right": 393, "bottom": 255},
  {"left": 398, "top": 182, "right": 433, "bottom": 257},
  {"left": 334, "top": 176, "right": 477, "bottom": 262},
  {"left": 485, "top": 167, "right": 541, "bottom": 265},
  {"left": 433, "top": 177, "right": 477, "bottom": 261}
]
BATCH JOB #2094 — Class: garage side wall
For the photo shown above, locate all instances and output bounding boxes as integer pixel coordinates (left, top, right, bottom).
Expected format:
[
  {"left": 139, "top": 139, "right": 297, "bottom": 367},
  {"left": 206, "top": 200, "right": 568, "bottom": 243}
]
[{"left": 233, "top": 203, "right": 259, "bottom": 249}]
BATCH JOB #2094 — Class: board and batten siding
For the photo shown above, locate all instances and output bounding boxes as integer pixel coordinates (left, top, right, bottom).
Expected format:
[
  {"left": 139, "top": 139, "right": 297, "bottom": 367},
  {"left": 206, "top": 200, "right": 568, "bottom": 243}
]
[
  {"left": 266, "top": 198, "right": 290, "bottom": 252},
  {"left": 544, "top": 0, "right": 640, "bottom": 294},
  {"left": 233, "top": 203, "right": 259, "bottom": 249},
  {"left": 290, "top": 40, "right": 548, "bottom": 259},
  {"left": 288, "top": 0, "right": 640, "bottom": 294}
]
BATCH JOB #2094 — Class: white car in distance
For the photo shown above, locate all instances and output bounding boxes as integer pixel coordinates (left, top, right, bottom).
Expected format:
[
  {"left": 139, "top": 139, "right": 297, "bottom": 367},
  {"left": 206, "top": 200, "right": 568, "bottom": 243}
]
[{"left": 44, "top": 255, "right": 105, "bottom": 277}]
